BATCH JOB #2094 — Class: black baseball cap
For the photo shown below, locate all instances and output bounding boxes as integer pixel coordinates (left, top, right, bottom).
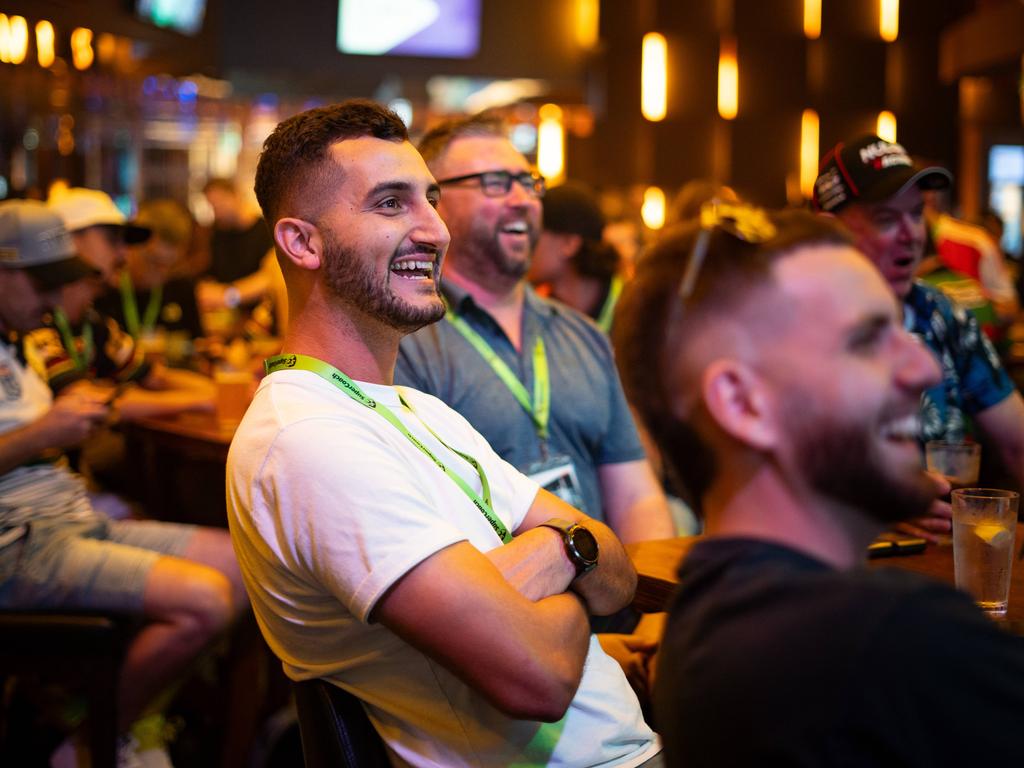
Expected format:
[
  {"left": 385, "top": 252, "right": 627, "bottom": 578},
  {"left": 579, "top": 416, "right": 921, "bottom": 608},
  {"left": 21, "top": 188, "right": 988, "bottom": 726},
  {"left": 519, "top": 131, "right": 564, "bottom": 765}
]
[
  {"left": 0, "top": 200, "right": 99, "bottom": 288},
  {"left": 812, "top": 135, "right": 952, "bottom": 213},
  {"left": 542, "top": 182, "right": 605, "bottom": 243}
]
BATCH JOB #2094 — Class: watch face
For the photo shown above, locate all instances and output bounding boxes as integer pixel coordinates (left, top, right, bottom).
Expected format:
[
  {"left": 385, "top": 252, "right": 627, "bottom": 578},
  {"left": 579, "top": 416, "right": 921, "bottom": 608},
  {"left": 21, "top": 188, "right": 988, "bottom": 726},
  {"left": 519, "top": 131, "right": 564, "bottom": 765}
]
[{"left": 570, "top": 526, "right": 599, "bottom": 563}]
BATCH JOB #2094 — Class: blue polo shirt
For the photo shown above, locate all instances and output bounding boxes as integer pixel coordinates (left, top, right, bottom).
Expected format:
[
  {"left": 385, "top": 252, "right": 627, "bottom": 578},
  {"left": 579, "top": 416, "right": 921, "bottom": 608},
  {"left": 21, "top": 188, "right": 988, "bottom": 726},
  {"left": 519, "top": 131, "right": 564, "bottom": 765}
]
[
  {"left": 396, "top": 281, "right": 646, "bottom": 522},
  {"left": 904, "top": 281, "right": 1014, "bottom": 442}
]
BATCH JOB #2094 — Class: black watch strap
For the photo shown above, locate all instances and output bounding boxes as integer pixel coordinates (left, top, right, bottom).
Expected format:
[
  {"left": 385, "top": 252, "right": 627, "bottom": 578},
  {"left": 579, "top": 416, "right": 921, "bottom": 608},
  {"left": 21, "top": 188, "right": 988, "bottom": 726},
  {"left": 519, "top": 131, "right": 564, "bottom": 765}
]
[{"left": 539, "top": 518, "right": 599, "bottom": 575}]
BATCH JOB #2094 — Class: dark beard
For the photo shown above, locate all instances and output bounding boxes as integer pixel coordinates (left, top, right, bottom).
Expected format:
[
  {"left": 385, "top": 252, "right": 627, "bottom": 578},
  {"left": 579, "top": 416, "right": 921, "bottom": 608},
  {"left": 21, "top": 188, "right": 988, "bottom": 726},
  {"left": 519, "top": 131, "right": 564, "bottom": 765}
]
[
  {"left": 462, "top": 218, "right": 533, "bottom": 281},
  {"left": 322, "top": 231, "right": 445, "bottom": 333},
  {"left": 791, "top": 406, "right": 935, "bottom": 525}
]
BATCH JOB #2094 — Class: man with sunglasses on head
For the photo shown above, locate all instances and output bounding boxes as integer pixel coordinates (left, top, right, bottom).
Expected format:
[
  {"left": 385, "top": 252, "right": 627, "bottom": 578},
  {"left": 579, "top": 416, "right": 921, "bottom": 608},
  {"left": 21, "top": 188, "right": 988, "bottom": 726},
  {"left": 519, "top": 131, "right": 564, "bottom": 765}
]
[
  {"left": 814, "top": 137, "right": 1024, "bottom": 502},
  {"left": 396, "top": 114, "right": 673, "bottom": 548},
  {"left": 615, "top": 203, "right": 1024, "bottom": 768}
]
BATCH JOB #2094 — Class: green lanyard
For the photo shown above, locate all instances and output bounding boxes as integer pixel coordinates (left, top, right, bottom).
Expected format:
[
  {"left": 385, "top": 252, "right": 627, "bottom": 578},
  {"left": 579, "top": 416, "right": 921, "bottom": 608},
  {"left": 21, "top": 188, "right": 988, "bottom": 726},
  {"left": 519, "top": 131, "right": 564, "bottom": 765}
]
[
  {"left": 120, "top": 271, "right": 163, "bottom": 338},
  {"left": 52, "top": 307, "right": 93, "bottom": 371},
  {"left": 443, "top": 308, "right": 550, "bottom": 441},
  {"left": 596, "top": 274, "right": 623, "bottom": 334},
  {"left": 264, "top": 353, "right": 510, "bottom": 544}
]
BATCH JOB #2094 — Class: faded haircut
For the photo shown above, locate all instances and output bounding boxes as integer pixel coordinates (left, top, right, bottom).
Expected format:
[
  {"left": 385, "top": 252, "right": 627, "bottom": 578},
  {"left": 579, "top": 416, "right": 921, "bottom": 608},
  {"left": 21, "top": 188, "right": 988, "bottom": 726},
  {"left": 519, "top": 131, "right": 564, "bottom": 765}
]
[
  {"left": 613, "top": 209, "right": 852, "bottom": 510},
  {"left": 254, "top": 99, "right": 408, "bottom": 226}
]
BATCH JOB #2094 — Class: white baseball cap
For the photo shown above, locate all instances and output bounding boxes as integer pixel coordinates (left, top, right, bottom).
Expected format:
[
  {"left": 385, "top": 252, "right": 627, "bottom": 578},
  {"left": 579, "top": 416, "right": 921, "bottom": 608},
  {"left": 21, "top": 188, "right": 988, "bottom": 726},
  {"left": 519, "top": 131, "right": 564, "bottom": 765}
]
[
  {"left": 48, "top": 187, "right": 151, "bottom": 243},
  {"left": 0, "top": 200, "right": 99, "bottom": 288}
]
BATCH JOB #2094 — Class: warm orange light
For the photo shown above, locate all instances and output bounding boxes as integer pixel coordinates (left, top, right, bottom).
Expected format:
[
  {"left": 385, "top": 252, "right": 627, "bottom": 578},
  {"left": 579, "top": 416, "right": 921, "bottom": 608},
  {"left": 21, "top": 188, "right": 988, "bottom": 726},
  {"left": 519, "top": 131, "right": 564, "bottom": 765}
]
[
  {"left": 803, "top": 0, "right": 821, "bottom": 40},
  {"left": 71, "top": 27, "right": 94, "bottom": 70},
  {"left": 880, "top": 0, "right": 899, "bottom": 42},
  {"left": 575, "top": 0, "right": 599, "bottom": 50},
  {"left": 641, "top": 33, "right": 667, "bottom": 122},
  {"left": 877, "top": 110, "right": 897, "bottom": 142},
  {"left": 97, "top": 33, "right": 117, "bottom": 65},
  {"left": 0, "top": 15, "right": 10, "bottom": 64},
  {"left": 35, "top": 21, "right": 55, "bottom": 68},
  {"left": 537, "top": 104, "right": 565, "bottom": 184},
  {"left": 800, "top": 109, "right": 820, "bottom": 199},
  {"left": 718, "top": 38, "right": 738, "bottom": 120},
  {"left": 7, "top": 15, "right": 28, "bottom": 64},
  {"left": 641, "top": 186, "right": 666, "bottom": 230}
]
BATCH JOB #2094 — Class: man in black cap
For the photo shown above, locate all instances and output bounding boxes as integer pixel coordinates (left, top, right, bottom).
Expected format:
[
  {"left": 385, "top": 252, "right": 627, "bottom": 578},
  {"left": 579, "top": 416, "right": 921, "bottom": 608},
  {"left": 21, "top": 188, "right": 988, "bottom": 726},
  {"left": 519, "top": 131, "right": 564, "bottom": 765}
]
[
  {"left": 814, "top": 136, "right": 1024, "bottom": 500},
  {"left": 527, "top": 181, "right": 624, "bottom": 333},
  {"left": 0, "top": 200, "right": 246, "bottom": 765}
]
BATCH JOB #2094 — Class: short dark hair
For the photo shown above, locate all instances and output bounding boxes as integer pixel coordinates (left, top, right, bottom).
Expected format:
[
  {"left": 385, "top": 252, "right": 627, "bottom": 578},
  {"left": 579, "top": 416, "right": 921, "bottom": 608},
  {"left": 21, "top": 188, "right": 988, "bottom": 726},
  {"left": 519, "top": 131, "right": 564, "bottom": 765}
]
[
  {"left": 254, "top": 99, "right": 409, "bottom": 226},
  {"left": 417, "top": 112, "right": 506, "bottom": 169},
  {"left": 613, "top": 209, "right": 851, "bottom": 509}
]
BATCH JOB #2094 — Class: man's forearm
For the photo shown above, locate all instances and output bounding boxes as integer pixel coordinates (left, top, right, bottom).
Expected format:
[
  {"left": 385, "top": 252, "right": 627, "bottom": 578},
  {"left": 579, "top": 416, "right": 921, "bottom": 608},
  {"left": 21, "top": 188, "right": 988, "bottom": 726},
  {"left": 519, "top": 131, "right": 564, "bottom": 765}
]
[
  {"left": 0, "top": 422, "right": 52, "bottom": 476},
  {"left": 570, "top": 517, "right": 638, "bottom": 616}
]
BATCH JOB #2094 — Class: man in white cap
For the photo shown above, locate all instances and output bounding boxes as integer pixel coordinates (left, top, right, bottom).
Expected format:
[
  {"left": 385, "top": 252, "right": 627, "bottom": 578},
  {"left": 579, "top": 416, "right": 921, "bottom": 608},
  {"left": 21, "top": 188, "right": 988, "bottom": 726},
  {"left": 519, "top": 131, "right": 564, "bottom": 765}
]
[
  {"left": 814, "top": 136, "right": 1024, "bottom": 504},
  {"left": 0, "top": 200, "right": 247, "bottom": 766},
  {"left": 42, "top": 188, "right": 213, "bottom": 421}
]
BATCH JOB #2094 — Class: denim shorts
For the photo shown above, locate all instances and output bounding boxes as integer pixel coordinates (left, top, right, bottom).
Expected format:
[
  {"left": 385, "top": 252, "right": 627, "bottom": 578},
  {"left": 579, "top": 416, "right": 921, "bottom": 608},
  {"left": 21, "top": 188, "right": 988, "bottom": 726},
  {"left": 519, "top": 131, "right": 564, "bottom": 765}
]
[{"left": 0, "top": 513, "right": 196, "bottom": 613}]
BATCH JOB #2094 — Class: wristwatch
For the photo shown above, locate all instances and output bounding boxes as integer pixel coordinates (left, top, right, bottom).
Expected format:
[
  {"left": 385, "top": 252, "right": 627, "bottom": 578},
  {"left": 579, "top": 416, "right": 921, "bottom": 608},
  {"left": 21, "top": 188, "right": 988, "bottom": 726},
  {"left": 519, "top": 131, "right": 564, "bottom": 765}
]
[{"left": 540, "top": 518, "right": 599, "bottom": 576}]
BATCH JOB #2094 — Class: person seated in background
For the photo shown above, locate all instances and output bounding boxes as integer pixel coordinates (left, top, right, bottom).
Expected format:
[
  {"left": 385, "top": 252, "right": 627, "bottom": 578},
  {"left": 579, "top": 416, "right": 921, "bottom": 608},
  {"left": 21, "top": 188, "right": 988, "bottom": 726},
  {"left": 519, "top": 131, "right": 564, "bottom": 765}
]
[
  {"left": 196, "top": 178, "right": 275, "bottom": 319},
  {"left": 0, "top": 200, "right": 247, "bottom": 767},
  {"left": 228, "top": 99, "right": 662, "bottom": 768},
  {"left": 94, "top": 198, "right": 204, "bottom": 352},
  {"left": 614, "top": 203, "right": 1024, "bottom": 767},
  {"left": 925, "top": 185, "right": 1019, "bottom": 329},
  {"left": 527, "top": 181, "right": 625, "bottom": 333},
  {"left": 666, "top": 178, "right": 739, "bottom": 228},
  {"left": 814, "top": 135, "right": 1024, "bottom": 500},
  {"left": 45, "top": 187, "right": 214, "bottom": 421},
  {"left": 398, "top": 113, "right": 674, "bottom": 546}
]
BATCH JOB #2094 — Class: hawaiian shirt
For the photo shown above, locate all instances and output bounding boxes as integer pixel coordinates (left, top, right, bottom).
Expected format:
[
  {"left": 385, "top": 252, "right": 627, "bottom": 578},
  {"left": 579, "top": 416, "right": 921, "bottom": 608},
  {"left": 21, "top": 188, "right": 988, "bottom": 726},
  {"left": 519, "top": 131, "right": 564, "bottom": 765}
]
[{"left": 903, "top": 281, "right": 1014, "bottom": 443}]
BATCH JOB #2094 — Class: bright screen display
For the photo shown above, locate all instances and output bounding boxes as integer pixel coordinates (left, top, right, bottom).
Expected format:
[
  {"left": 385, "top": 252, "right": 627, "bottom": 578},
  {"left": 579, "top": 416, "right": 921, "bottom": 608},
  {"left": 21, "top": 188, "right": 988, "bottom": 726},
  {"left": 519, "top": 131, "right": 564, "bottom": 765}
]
[
  {"left": 136, "top": 0, "right": 207, "bottom": 36},
  {"left": 337, "top": 0, "right": 481, "bottom": 58},
  {"left": 989, "top": 145, "right": 1024, "bottom": 184}
]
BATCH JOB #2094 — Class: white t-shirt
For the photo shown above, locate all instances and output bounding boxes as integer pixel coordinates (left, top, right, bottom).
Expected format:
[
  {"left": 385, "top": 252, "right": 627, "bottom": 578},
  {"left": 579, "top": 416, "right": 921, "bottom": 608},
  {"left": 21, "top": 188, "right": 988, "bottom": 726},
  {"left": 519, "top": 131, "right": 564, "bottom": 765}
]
[
  {"left": 227, "top": 369, "right": 657, "bottom": 768},
  {"left": 0, "top": 341, "right": 92, "bottom": 543}
]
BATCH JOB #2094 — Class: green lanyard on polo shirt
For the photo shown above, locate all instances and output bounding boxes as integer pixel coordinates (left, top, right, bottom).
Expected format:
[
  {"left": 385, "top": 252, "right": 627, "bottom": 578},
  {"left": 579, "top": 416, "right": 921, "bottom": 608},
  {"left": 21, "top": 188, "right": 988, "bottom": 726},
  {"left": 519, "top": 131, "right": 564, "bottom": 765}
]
[
  {"left": 264, "top": 353, "right": 510, "bottom": 544},
  {"left": 52, "top": 307, "right": 93, "bottom": 372},
  {"left": 120, "top": 271, "right": 163, "bottom": 338},
  {"left": 443, "top": 306, "right": 550, "bottom": 441},
  {"left": 596, "top": 275, "right": 624, "bottom": 334}
]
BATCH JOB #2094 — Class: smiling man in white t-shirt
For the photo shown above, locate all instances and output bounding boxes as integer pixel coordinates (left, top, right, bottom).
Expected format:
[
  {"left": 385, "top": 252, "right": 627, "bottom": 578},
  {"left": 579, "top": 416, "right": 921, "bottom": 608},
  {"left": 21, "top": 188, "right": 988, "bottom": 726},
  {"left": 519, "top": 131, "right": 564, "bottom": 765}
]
[{"left": 227, "top": 100, "right": 660, "bottom": 767}]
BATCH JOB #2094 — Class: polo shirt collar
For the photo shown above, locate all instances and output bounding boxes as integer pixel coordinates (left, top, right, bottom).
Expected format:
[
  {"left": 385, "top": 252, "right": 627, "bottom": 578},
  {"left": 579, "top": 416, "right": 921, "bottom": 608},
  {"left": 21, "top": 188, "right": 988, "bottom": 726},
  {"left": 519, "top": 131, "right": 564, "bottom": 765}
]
[{"left": 439, "top": 278, "right": 557, "bottom": 319}]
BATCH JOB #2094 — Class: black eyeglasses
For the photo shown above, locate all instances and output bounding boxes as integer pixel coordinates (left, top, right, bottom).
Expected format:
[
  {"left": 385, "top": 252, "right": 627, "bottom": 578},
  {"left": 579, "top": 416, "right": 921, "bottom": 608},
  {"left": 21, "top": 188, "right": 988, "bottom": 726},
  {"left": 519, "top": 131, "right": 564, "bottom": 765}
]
[
  {"left": 679, "top": 200, "right": 778, "bottom": 299},
  {"left": 437, "top": 170, "right": 546, "bottom": 199}
]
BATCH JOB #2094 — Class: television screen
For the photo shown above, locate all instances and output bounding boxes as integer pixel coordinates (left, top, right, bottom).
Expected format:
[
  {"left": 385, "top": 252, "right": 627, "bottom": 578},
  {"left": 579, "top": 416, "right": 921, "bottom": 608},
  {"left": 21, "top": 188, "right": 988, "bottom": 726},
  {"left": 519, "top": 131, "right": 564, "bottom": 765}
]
[
  {"left": 136, "top": 0, "right": 207, "bottom": 36},
  {"left": 989, "top": 145, "right": 1024, "bottom": 184},
  {"left": 337, "top": 0, "right": 481, "bottom": 58}
]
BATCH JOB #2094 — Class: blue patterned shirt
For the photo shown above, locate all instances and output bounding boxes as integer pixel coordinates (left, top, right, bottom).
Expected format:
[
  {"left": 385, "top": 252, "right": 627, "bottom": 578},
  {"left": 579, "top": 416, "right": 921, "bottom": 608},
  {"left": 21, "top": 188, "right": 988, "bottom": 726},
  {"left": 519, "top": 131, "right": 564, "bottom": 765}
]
[{"left": 904, "top": 281, "right": 1014, "bottom": 442}]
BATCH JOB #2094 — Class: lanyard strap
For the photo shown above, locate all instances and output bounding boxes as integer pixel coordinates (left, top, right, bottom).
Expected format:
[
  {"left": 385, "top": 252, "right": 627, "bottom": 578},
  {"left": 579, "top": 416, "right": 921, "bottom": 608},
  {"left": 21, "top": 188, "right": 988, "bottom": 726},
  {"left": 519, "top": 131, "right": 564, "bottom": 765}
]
[
  {"left": 596, "top": 274, "right": 624, "bottom": 334},
  {"left": 120, "top": 271, "right": 163, "bottom": 337},
  {"left": 443, "top": 308, "right": 550, "bottom": 440},
  {"left": 264, "top": 353, "right": 510, "bottom": 543},
  {"left": 52, "top": 307, "right": 93, "bottom": 371}
]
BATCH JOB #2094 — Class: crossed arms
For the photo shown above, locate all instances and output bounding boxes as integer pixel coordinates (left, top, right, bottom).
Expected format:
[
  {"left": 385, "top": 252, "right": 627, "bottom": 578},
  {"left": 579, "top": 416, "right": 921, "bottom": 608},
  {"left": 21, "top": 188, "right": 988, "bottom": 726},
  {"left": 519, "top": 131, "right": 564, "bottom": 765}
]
[{"left": 370, "top": 488, "right": 637, "bottom": 722}]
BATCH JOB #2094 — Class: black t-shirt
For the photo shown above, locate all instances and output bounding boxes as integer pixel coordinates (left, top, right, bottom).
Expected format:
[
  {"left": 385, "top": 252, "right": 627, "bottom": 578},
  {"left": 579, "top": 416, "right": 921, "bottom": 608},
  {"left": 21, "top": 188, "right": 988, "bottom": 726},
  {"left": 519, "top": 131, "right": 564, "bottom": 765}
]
[
  {"left": 94, "top": 278, "right": 203, "bottom": 339},
  {"left": 207, "top": 219, "right": 272, "bottom": 283},
  {"left": 654, "top": 537, "right": 1024, "bottom": 767}
]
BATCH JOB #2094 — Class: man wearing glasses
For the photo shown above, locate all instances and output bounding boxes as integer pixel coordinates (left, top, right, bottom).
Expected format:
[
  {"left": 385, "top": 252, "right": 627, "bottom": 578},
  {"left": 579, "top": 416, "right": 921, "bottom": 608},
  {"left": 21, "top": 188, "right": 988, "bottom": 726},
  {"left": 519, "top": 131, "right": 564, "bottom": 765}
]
[
  {"left": 814, "top": 136, "right": 1024, "bottom": 499},
  {"left": 396, "top": 114, "right": 674, "bottom": 548},
  {"left": 615, "top": 205, "right": 1024, "bottom": 767}
]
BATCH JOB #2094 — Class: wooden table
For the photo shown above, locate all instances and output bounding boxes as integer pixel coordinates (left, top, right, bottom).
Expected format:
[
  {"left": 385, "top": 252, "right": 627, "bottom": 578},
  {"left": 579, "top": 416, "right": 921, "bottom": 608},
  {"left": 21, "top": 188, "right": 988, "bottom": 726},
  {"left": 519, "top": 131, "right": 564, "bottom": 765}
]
[
  {"left": 124, "top": 411, "right": 237, "bottom": 526},
  {"left": 627, "top": 525, "right": 1024, "bottom": 630}
]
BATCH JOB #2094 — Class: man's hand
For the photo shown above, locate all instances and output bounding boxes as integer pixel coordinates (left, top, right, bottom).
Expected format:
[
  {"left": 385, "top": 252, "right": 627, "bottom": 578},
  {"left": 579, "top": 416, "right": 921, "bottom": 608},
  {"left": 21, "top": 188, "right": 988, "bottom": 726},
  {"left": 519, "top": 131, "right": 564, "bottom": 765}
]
[
  {"left": 894, "top": 472, "right": 952, "bottom": 543},
  {"left": 35, "top": 388, "right": 111, "bottom": 450}
]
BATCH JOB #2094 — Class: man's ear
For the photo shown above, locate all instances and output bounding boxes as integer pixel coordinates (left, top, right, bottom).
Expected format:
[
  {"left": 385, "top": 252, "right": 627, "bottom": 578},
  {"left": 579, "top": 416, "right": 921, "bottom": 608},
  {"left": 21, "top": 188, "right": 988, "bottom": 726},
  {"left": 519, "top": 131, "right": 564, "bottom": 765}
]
[
  {"left": 701, "top": 359, "right": 778, "bottom": 451},
  {"left": 274, "top": 217, "right": 322, "bottom": 271},
  {"left": 559, "top": 233, "right": 583, "bottom": 261}
]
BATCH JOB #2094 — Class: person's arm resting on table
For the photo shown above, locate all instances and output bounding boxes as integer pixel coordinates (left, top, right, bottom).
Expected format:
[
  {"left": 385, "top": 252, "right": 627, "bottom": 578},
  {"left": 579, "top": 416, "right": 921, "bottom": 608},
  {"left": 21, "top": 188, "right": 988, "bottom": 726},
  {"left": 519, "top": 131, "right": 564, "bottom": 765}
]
[
  {"left": 976, "top": 391, "right": 1024, "bottom": 491},
  {"left": 0, "top": 390, "right": 108, "bottom": 475}
]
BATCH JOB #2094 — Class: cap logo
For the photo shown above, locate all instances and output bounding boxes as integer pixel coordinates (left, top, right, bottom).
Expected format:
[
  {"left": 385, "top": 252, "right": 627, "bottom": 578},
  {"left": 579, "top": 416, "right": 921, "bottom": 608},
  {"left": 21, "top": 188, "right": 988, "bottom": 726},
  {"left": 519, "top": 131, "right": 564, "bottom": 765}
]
[{"left": 858, "top": 140, "right": 911, "bottom": 170}]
